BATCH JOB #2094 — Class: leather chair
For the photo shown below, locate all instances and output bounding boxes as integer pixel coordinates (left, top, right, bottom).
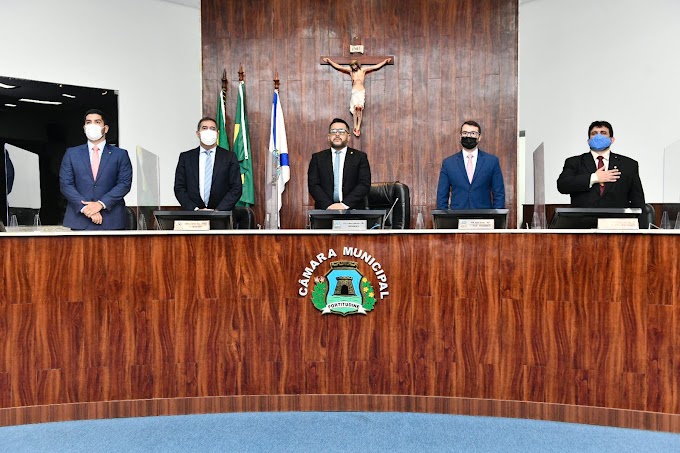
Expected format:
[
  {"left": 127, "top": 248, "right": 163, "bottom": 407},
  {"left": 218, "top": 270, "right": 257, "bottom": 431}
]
[
  {"left": 640, "top": 203, "right": 655, "bottom": 229},
  {"left": 366, "top": 181, "right": 411, "bottom": 229},
  {"left": 125, "top": 206, "right": 138, "bottom": 230},
  {"left": 233, "top": 206, "right": 255, "bottom": 229}
]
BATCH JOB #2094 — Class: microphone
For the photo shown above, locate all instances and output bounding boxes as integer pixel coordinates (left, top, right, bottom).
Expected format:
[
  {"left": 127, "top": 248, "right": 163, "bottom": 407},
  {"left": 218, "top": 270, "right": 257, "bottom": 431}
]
[{"left": 381, "top": 197, "right": 399, "bottom": 229}]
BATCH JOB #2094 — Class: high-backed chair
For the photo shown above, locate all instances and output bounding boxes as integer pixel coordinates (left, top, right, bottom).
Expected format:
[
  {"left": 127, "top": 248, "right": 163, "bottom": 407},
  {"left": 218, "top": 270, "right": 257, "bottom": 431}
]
[
  {"left": 640, "top": 203, "right": 655, "bottom": 229},
  {"left": 125, "top": 206, "right": 137, "bottom": 230},
  {"left": 366, "top": 181, "right": 411, "bottom": 229},
  {"left": 233, "top": 206, "right": 255, "bottom": 229}
]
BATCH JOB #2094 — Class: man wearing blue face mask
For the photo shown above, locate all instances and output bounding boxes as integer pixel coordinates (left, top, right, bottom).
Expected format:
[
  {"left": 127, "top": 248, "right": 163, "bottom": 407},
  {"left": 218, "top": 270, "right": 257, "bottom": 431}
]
[{"left": 557, "top": 120, "right": 645, "bottom": 209}]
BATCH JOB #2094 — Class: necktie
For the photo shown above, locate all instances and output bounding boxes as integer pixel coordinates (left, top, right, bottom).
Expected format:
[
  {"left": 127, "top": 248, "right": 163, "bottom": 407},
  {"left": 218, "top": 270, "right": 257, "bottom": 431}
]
[
  {"left": 204, "top": 150, "right": 213, "bottom": 205},
  {"left": 597, "top": 156, "right": 604, "bottom": 196},
  {"left": 466, "top": 154, "right": 474, "bottom": 183},
  {"left": 333, "top": 150, "right": 342, "bottom": 203},
  {"left": 91, "top": 145, "right": 100, "bottom": 179}
]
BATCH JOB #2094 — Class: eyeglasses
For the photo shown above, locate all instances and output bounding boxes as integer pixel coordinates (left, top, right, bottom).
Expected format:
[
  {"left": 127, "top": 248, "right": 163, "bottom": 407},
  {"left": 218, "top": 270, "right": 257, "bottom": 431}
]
[
  {"left": 329, "top": 129, "right": 348, "bottom": 135},
  {"left": 461, "top": 131, "right": 480, "bottom": 137}
]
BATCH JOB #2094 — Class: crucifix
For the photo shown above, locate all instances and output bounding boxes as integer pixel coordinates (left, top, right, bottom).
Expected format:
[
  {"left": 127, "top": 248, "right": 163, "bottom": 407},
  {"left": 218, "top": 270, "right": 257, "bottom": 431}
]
[{"left": 321, "top": 37, "right": 394, "bottom": 137}]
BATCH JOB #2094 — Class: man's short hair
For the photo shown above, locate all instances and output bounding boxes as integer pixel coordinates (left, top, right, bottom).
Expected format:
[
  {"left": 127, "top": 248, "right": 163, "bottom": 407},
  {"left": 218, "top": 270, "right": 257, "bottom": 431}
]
[
  {"left": 197, "top": 117, "right": 218, "bottom": 131},
  {"left": 461, "top": 120, "right": 482, "bottom": 134},
  {"left": 84, "top": 109, "right": 107, "bottom": 125},
  {"left": 329, "top": 118, "right": 350, "bottom": 132},
  {"left": 588, "top": 120, "right": 614, "bottom": 137}
]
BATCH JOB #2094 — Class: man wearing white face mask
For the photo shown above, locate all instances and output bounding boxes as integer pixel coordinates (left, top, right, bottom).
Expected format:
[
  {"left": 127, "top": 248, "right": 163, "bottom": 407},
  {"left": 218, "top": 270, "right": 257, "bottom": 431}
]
[
  {"left": 174, "top": 117, "right": 242, "bottom": 212},
  {"left": 59, "top": 109, "right": 132, "bottom": 230}
]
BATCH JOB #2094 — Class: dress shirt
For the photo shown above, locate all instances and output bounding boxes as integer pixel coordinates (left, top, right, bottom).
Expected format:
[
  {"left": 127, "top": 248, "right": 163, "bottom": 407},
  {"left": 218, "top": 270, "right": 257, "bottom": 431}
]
[
  {"left": 463, "top": 148, "right": 479, "bottom": 176},
  {"left": 86, "top": 140, "right": 107, "bottom": 210},
  {"left": 331, "top": 147, "right": 347, "bottom": 203},
  {"left": 199, "top": 145, "right": 216, "bottom": 201},
  {"left": 589, "top": 150, "right": 611, "bottom": 187}
]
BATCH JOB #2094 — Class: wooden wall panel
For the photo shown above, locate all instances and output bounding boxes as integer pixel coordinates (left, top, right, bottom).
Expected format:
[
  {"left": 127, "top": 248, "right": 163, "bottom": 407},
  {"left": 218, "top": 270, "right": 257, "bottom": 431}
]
[
  {"left": 202, "top": 0, "right": 518, "bottom": 229},
  {"left": 0, "top": 231, "right": 679, "bottom": 431}
]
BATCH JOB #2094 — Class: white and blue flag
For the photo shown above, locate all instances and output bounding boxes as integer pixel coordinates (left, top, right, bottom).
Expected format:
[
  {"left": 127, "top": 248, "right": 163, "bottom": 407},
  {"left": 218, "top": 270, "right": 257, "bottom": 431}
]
[{"left": 267, "top": 89, "right": 289, "bottom": 224}]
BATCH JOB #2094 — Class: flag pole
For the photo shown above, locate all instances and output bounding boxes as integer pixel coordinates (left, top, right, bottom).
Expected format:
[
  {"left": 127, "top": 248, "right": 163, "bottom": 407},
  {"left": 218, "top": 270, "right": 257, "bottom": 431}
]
[
  {"left": 221, "top": 68, "right": 228, "bottom": 118},
  {"left": 270, "top": 70, "right": 281, "bottom": 228}
]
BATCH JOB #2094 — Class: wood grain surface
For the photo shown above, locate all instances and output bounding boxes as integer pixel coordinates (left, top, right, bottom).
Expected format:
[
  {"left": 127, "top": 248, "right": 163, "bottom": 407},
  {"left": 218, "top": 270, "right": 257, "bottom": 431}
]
[
  {"left": 0, "top": 232, "right": 678, "bottom": 431},
  {"left": 201, "top": 0, "right": 518, "bottom": 228}
]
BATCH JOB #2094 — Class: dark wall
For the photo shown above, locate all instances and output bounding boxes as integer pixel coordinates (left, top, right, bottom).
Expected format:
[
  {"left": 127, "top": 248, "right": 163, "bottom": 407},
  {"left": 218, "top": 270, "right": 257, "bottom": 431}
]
[{"left": 202, "top": 0, "right": 518, "bottom": 228}]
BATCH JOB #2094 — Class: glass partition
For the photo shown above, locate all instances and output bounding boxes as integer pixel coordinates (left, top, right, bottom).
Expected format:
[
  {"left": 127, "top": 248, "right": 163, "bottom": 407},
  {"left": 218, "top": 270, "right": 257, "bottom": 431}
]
[
  {"left": 135, "top": 146, "right": 160, "bottom": 230},
  {"left": 2, "top": 145, "right": 10, "bottom": 225},
  {"left": 532, "top": 142, "right": 547, "bottom": 228},
  {"left": 5, "top": 144, "right": 40, "bottom": 226},
  {"left": 663, "top": 139, "right": 680, "bottom": 203}
]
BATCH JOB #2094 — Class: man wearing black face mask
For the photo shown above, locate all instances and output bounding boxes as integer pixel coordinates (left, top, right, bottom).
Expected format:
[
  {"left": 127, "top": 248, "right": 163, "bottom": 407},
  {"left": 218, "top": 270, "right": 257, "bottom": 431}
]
[
  {"left": 436, "top": 121, "right": 505, "bottom": 209},
  {"left": 557, "top": 120, "right": 645, "bottom": 209}
]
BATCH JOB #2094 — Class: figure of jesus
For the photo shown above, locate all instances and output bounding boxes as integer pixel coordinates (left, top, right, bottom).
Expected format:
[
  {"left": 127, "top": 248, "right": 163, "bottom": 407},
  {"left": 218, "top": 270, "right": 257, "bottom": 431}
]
[{"left": 323, "top": 57, "right": 391, "bottom": 137}]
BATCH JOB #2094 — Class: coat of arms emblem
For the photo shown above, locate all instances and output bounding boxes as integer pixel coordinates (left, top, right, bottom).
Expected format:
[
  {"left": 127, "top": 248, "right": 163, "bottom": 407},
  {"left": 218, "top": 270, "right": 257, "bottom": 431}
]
[{"left": 311, "top": 261, "right": 376, "bottom": 315}]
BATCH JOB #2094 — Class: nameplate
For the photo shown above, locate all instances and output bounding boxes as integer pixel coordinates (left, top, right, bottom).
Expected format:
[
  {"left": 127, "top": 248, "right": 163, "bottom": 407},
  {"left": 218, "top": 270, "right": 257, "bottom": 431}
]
[
  {"left": 332, "top": 219, "right": 368, "bottom": 230},
  {"left": 174, "top": 220, "right": 210, "bottom": 231},
  {"left": 597, "top": 218, "right": 639, "bottom": 230},
  {"left": 458, "top": 219, "right": 495, "bottom": 230}
]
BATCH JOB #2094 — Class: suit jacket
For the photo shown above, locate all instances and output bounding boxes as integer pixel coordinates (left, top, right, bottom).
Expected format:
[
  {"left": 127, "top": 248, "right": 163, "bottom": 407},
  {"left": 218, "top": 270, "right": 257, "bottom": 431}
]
[
  {"left": 557, "top": 152, "right": 645, "bottom": 208},
  {"left": 307, "top": 147, "right": 371, "bottom": 209},
  {"left": 174, "top": 146, "right": 242, "bottom": 211},
  {"left": 436, "top": 150, "right": 505, "bottom": 209},
  {"left": 59, "top": 143, "right": 132, "bottom": 230}
]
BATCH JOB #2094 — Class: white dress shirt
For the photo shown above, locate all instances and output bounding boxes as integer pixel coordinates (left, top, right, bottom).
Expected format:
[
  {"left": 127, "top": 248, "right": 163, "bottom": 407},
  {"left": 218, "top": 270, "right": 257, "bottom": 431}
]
[
  {"left": 589, "top": 150, "right": 611, "bottom": 187},
  {"left": 199, "top": 145, "right": 216, "bottom": 202},
  {"left": 331, "top": 146, "right": 347, "bottom": 203}
]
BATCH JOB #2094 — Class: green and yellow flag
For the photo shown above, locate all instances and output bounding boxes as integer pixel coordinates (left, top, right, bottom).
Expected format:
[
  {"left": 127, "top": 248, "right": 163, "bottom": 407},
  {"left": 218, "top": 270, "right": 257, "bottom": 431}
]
[
  {"left": 216, "top": 88, "right": 229, "bottom": 150},
  {"left": 233, "top": 81, "right": 254, "bottom": 207}
]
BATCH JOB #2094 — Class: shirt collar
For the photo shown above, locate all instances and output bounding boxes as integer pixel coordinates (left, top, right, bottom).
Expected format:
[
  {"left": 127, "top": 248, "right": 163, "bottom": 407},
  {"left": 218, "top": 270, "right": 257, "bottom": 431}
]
[
  {"left": 462, "top": 148, "right": 478, "bottom": 158},
  {"left": 88, "top": 141, "right": 106, "bottom": 151},
  {"left": 332, "top": 147, "right": 347, "bottom": 155},
  {"left": 591, "top": 150, "right": 611, "bottom": 161},
  {"left": 200, "top": 145, "right": 216, "bottom": 154}
]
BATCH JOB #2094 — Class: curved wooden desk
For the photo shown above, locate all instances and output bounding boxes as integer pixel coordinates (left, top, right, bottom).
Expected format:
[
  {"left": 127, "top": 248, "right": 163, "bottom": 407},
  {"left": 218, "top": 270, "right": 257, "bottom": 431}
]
[{"left": 0, "top": 230, "right": 678, "bottom": 431}]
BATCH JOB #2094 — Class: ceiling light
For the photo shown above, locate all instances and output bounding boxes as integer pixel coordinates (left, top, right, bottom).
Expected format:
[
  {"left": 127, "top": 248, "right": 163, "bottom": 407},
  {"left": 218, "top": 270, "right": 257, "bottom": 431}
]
[
  {"left": 19, "top": 98, "right": 62, "bottom": 105},
  {"left": 62, "top": 93, "right": 76, "bottom": 98},
  {"left": 4, "top": 103, "right": 17, "bottom": 107},
  {"left": 0, "top": 83, "right": 18, "bottom": 89}
]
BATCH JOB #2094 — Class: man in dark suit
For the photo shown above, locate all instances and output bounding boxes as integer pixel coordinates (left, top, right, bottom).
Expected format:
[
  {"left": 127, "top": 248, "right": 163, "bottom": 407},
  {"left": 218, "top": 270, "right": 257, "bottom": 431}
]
[
  {"left": 436, "top": 120, "right": 505, "bottom": 209},
  {"left": 557, "top": 120, "right": 645, "bottom": 209},
  {"left": 307, "top": 118, "right": 371, "bottom": 210},
  {"left": 174, "top": 117, "right": 242, "bottom": 211},
  {"left": 59, "top": 109, "right": 132, "bottom": 230}
]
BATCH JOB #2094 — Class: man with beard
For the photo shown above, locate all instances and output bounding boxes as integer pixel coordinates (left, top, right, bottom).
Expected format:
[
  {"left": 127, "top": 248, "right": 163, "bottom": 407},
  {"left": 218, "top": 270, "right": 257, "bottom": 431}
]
[{"left": 308, "top": 118, "right": 371, "bottom": 210}]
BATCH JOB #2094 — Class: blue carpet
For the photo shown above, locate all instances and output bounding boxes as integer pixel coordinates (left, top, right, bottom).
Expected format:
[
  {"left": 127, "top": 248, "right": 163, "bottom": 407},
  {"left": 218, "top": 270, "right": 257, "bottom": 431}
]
[{"left": 0, "top": 412, "right": 678, "bottom": 452}]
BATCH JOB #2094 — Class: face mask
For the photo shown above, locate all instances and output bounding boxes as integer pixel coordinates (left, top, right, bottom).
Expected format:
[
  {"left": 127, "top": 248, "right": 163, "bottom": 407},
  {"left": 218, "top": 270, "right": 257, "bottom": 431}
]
[
  {"left": 200, "top": 129, "right": 218, "bottom": 146},
  {"left": 84, "top": 124, "right": 104, "bottom": 141},
  {"left": 588, "top": 134, "right": 612, "bottom": 151},
  {"left": 461, "top": 137, "right": 478, "bottom": 150}
]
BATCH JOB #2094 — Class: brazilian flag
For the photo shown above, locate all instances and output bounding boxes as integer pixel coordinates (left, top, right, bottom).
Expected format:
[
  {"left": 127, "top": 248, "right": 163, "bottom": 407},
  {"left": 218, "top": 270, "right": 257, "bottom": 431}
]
[{"left": 233, "top": 81, "right": 254, "bottom": 207}]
